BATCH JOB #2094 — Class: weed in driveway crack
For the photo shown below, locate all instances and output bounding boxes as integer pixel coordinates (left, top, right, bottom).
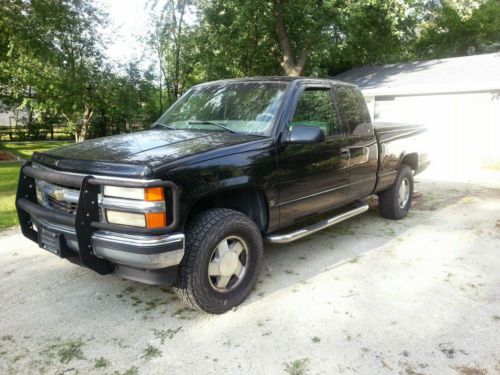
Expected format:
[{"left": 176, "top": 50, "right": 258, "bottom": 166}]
[
  {"left": 113, "top": 366, "right": 139, "bottom": 375},
  {"left": 41, "top": 338, "right": 85, "bottom": 364},
  {"left": 94, "top": 356, "right": 110, "bottom": 368},
  {"left": 1, "top": 334, "right": 14, "bottom": 342},
  {"left": 57, "top": 340, "right": 85, "bottom": 364},
  {"left": 284, "top": 358, "right": 309, "bottom": 375},
  {"left": 123, "top": 286, "right": 136, "bottom": 294},
  {"left": 438, "top": 342, "right": 468, "bottom": 359},
  {"left": 144, "top": 298, "right": 163, "bottom": 311},
  {"left": 348, "top": 256, "right": 360, "bottom": 264},
  {"left": 142, "top": 344, "right": 161, "bottom": 360},
  {"left": 153, "top": 327, "right": 182, "bottom": 344},
  {"left": 171, "top": 307, "right": 196, "bottom": 320}
]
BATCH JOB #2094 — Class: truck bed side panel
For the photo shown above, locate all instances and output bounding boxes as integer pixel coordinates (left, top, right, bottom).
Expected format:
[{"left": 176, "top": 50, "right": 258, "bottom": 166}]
[{"left": 373, "top": 123, "right": 428, "bottom": 194}]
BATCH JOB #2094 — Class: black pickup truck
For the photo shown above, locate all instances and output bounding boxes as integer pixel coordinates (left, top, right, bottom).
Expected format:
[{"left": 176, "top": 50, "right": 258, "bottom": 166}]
[{"left": 16, "top": 77, "right": 429, "bottom": 313}]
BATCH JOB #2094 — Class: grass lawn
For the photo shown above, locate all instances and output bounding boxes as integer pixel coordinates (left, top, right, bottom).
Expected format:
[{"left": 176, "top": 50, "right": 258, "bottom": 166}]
[
  {"left": 0, "top": 141, "right": 71, "bottom": 229},
  {"left": 0, "top": 163, "right": 22, "bottom": 228},
  {"left": 0, "top": 141, "right": 71, "bottom": 159}
]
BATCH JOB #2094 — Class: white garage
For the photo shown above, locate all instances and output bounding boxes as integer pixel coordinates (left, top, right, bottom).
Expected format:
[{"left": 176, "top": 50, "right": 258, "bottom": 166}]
[{"left": 335, "top": 53, "right": 500, "bottom": 178}]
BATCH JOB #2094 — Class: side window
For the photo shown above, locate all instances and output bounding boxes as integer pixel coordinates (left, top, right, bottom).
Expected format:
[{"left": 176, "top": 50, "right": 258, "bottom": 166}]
[
  {"left": 335, "top": 85, "right": 372, "bottom": 135},
  {"left": 290, "top": 88, "right": 340, "bottom": 137}
]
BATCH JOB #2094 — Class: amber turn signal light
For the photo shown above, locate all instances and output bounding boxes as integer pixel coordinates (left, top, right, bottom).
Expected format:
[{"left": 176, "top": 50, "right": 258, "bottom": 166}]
[
  {"left": 144, "top": 187, "right": 165, "bottom": 201},
  {"left": 145, "top": 212, "right": 167, "bottom": 228}
]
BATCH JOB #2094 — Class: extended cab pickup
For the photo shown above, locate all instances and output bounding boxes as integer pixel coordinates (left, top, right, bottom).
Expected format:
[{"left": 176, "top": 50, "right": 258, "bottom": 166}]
[{"left": 16, "top": 77, "right": 430, "bottom": 313}]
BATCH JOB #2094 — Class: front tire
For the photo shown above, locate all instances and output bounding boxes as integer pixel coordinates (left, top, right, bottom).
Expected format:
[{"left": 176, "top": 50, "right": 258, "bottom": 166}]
[
  {"left": 174, "top": 208, "right": 263, "bottom": 314},
  {"left": 378, "top": 165, "right": 414, "bottom": 220}
]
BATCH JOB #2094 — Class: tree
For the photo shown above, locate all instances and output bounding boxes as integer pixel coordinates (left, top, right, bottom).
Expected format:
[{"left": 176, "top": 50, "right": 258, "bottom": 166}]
[
  {"left": 0, "top": 0, "right": 107, "bottom": 141},
  {"left": 192, "top": 0, "right": 420, "bottom": 77},
  {"left": 325, "top": 0, "right": 421, "bottom": 74},
  {"left": 194, "top": 0, "right": 281, "bottom": 79},
  {"left": 89, "top": 62, "right": 161, "bottom": 138},
  {"left": 148, "top": 0, "right": 196, "bottom": 108},
  {"left": 414, "top": 0, "right": 500, "bottom": 59},
  {"left": 196, "top": 0, "right": 338, "bottom": 77},
  {"left": 271, "top": 0, "right": 327, "bottom": 76}
]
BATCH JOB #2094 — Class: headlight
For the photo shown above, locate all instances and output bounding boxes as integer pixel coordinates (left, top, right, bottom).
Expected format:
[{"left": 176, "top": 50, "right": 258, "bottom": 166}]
[
  {"left": 36, "top": 186, "right": 44, "bottom": 203},
  {"left": 101, "top": 186, "right": 167, "bottom": 228},
  {"left": 103, "top": 186, "right": 146, "bottom": 200},
  {"left": 106, "top": 210, "right": 146, "bottom": 227}
]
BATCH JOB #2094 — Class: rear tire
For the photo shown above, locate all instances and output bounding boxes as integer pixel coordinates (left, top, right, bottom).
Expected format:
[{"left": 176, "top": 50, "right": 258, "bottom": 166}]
[
  {"left": 378, "top": 165, "right": 414, "bottom": 220},
  {"left": 174, "top": 208, "right": 263, "bottom": 314}
]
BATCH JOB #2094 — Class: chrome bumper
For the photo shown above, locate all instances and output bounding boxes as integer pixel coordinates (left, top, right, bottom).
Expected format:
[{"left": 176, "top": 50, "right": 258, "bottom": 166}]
[{"left": 34, "top": 218, "right": 185, "bottom": 270}]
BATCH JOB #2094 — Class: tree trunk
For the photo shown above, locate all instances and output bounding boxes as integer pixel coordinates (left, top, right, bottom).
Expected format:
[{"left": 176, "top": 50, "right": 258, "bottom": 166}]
[
  {"left": 173, "top": 0, "right": 187, "bottom": 100},
  {"left": 158, "top": 49, "right": 164, "bottom": 114},
  {"left": 272, "top": 0, "right": 308, "bottom": 76},
  {"left": 77, "top": 106, "right": 93, "bottom": 142}
]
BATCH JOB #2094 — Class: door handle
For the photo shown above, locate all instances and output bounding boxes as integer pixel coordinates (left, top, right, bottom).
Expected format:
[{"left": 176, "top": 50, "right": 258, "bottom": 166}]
[{"left": 340, "top": 148, "right": 350, "bottom": 159}]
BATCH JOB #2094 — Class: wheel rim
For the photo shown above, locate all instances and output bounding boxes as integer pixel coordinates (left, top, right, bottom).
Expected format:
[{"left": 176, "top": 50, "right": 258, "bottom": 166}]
[
  {"left": 398, "top": 177, "right": 410, "bottom": 208},
  {"left": 208, "top": 236, "right": 248, "bottom": 292}
]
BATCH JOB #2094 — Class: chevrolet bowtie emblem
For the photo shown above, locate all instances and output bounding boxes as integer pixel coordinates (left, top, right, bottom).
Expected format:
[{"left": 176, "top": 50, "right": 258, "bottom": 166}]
[{"left": 52, "top": 190, "right": 65, "bottom": 201}]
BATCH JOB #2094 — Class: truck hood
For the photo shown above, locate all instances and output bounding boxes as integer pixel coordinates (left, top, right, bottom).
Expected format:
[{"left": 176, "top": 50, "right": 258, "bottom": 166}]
[
  {"left": 45, "top": 129, "right": 260, "bottom": 162},
  {"left": 33, "top": 129, "right": 264, "bottom": 177}
]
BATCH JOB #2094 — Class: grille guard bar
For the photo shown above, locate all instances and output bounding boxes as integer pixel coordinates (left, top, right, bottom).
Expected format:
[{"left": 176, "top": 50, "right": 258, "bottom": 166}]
[{"left": 16, "top": 162, "right": 180, "bottom": 275}]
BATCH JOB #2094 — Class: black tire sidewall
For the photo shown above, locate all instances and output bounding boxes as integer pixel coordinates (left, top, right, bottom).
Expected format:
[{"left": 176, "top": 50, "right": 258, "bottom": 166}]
[
  {"left": 185, "top": 210, "right": 263, "bottom": 313},
  {"left": 392, "top": 166, "right": 414, "bottom": 218}
]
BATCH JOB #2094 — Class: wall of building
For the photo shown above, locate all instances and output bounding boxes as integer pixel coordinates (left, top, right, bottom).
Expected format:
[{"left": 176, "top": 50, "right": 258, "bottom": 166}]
[{"left": 0, "top": 100, "right": 29, "bottom": 128}]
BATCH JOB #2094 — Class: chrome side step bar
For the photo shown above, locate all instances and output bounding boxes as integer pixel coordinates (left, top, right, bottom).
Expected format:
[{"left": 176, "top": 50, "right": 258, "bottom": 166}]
[{"left": 265, "top": 204, "right": 369, "bottom": 244}]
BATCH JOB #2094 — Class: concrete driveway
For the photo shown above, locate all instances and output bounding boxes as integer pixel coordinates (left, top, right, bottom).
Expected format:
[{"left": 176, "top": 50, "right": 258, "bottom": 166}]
[{"left": 1, "top": 174, "right": 499, "bottom": 375}]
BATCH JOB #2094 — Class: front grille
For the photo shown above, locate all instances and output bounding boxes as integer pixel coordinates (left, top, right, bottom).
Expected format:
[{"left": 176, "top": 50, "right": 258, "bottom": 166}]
[
  {"left": 36, "top": 180, "right": 81, "bottom": 216},
  {"left": 37, "top": 179, "right": 106, "bottom": 222},
  {"left": 47, "top": 195, "right": 78, "bottom": 214}
]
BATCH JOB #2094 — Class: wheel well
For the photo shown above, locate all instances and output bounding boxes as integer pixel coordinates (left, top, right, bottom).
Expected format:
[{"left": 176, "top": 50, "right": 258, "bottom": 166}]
[
  {"left": 401, "top": 153, "right": 418, "bottom": 171},
  {"left": 186, "top": 187, "right": 269, "bottom": 232}
]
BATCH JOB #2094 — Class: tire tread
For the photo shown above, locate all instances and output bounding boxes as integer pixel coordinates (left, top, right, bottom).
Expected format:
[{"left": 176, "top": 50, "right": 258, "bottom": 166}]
[
  {"left": 378, "top": 165, "right": 414, "bottom": 220},
  {"left": 174, "top": 208, "right": 262, "bottom": 313}
]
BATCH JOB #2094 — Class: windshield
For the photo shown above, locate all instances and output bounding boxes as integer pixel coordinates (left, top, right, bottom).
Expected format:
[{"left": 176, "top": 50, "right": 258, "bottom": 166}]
[{"left": 155, "top": 82, "right": 288, "bottom": 136}]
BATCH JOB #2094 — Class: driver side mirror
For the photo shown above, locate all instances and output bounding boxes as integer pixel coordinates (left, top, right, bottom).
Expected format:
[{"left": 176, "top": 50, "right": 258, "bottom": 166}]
[{"left": 288, "top": 125, "right": 325, "bottom": 144}]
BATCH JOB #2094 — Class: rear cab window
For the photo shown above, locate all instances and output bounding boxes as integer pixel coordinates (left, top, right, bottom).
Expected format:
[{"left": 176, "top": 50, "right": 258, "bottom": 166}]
[
  {"left": 290, "top": 87, "right": 341, "bottom": 137},
  {"left": 334, "top": 85, "right": 372, "bottom": 135}
]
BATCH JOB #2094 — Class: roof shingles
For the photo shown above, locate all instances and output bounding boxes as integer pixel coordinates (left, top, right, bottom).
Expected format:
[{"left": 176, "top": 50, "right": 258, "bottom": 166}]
[{"left": 334, "top": 53, "right": 500, "bottom": 96}]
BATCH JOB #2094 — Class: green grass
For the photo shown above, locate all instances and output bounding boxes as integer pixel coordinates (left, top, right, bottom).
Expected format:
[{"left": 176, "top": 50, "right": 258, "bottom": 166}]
[
  {"left": 0, "top": 163, "right": 22, "bottom": 228},
  {"left": 0, "top": 141, "right": 71, "bottom": 159},
  {"left": 0, "top": 141, "right": 70, "bottom": 229},
  {"left": 482, "top": 160, "right": 500, "bottom": 171}
]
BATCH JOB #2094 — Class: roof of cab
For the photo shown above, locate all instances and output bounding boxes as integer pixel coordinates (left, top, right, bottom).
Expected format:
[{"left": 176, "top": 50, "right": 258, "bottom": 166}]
[{"left": 195, "top": 76, "right": 356, "bottom": 87}]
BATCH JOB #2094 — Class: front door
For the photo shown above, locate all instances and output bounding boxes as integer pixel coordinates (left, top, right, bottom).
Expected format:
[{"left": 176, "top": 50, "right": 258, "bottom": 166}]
[{"left": 276, "top": 85, "right": 350, "bottom": 229}]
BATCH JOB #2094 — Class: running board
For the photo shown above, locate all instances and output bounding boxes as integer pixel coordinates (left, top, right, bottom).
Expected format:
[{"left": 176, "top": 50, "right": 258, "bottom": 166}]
[{"left": 265, "top": 204, "right": 369, "bottom": 244}]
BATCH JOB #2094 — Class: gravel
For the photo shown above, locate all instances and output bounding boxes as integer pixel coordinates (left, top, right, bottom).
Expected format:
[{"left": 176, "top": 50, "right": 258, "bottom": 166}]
[{"left": 1, "top": 173, "right": 499, "bottom": 375}]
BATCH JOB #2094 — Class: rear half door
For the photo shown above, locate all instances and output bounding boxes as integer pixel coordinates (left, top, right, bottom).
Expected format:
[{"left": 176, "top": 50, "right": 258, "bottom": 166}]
[
  {"left": 276, "top": 83, "right": 351, "bottom": 228},
  {"left": 334, "top": 85, "right": 378, "bottom": 201}
]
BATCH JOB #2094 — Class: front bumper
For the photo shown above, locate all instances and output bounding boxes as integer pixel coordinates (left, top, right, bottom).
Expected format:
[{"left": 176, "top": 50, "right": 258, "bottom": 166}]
[
  {"left": 31, "top": 217, "right": 185, "bottom": 270},
  {"left": 16, "top": 162, "right": 183, "bottom": 285}
]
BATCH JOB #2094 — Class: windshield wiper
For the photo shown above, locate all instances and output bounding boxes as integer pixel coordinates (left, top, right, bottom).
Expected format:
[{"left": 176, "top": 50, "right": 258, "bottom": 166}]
[
  {"left": 187, "top": 120, "right": 243, "bottom": 135},
  {"left": 152, "top": 122, "right": 175, "bottom": 130}
]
